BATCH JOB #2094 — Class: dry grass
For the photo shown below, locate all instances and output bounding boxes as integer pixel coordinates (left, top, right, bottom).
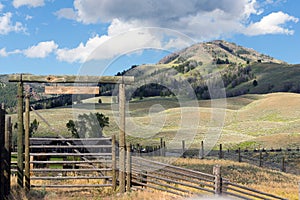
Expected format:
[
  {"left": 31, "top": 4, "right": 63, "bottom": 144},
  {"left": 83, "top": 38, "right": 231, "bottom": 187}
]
[
  {"left": 7, "top": 93, "right": 300, "bottom": 149},
  {"left": 164, "top": 157, "right": 300, "bottom": 200}
]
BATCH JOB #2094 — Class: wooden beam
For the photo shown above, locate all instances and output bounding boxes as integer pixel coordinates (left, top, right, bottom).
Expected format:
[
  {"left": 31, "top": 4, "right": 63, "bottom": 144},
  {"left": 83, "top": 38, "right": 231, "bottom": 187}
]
[
  {"left": 9, "top": 74, "right": 134, "bottom": 84},
  {"left": 45, "top": 86, "right": 100, "bottom": 94}
]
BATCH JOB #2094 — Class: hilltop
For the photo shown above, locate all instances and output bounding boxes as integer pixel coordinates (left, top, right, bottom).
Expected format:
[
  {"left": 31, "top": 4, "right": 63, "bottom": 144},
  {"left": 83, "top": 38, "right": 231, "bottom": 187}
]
[{"left": 122, "top": 40, "right": 299, "bottom": 100}]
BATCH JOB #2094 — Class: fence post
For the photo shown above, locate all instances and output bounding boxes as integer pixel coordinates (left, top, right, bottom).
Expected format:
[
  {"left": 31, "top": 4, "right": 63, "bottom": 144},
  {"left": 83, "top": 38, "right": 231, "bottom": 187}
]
[
  {"left": 219, "top": 144, "right": 223, "bottom": 159},
  {"left": 17, "top": 76, "right": 24, "bottom": 188},
  {"left": 200, "top": 141, "right": 204, "bottom": 159},
  {"left": 281, "top": 157, "right": 285, "bottom": 172},
  {"left": 213, "top": 165, "right": 222, "bottom": 195},
  {"left": 112, "top": 135, "right": 117, "bottom": 191},
  {"left": 24, "top": 94, "right": 30, "bottom": 192},
  {"left": 126, "top": 143, "right": 131, "bottom": 192},
  {"left": 4, "top": 116, "right": 12, "bottom": 196},
  {"left": 238, "top": 148, "right": 242, "bottom": 162},
  {"left": 119, "top": 82, "right": 126, "bottom": 193},
  {"left": 259, "top": 150, "right": 263, "bottom": 167},
  {"left": 0, "top": 103, "right": 5, "bottom": 199},
  {"left": 182, "top": 140, "right": 185, "bottom": 157},
  {"left": 298, "top": 181, "right": 300, "bottom": 200},
  {"left": 163, "top": 141, "right": 166, "bottom": 157},
  {"left": 160, "top": 138, "right": 163, "bottom": 156}
]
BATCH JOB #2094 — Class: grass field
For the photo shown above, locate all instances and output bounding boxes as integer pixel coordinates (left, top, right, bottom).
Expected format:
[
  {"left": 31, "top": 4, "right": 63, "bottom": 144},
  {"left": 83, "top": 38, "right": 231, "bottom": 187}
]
[{"left": 9, "top": 92, "right": 300, "bottom": 150}]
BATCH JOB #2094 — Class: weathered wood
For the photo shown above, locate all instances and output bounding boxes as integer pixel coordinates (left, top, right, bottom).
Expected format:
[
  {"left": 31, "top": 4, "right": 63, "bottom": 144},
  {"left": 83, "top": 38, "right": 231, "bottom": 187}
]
[
  {"left": 31, "top": 168, "right": 112, "bottom": 172},
  {"left": 30, "top": 160, "right": 112, "bottom": 164},
  {"left": 30, "top": 145, "right": 112, "bottom": 149},
  {"left": 9, "top": 74, "right": 134, "bottom": 84},
  {"left": 160, "top": 138, "right": 163, "bottom": 156},
  {"left": 119, "top": 83, "right": 126, "bottom": 193},
  {"left": 44, "top": 86, "right": 100, "bottom": 94},
  {"left": 238, "top": 148, "right": 242, "bottom": 162},
  {"left": 17, "top": 79, "right": 24, "bottom": 188},
  {"left": 225, "top": 181, "right": 286, "bottom": 199},
  {"left": 30, "top": 152, "right": 112, "bottom": 156},
  {"left": 213, "top": 165, "right": 221, "bottom": 195},
  {"left": 0, "top": 104, "right": 5, "bottom": 198},
  {"left": 182, "top": 140, "right": 185, "bottom": 157},
  {"left": 126, "top": 143, "right": 131, "bottom": 192},
  {"left": 30, "top": 137, "right": 111, "bottom": 141},
  {"left": 133, "top": 157, "right": 215, "bottom": 178},
  {"left": 24, "top": 95, "right": 30, "bottom": 192},
  {"left": 112, "top": 135, "right": 116, "bottom": 191},
  {"left": 31, "top": 176, "right": 112, "bottom": 180},
  {"left": 200, "top": 141, "right": 204, "bottom": 159},
  {"left": 4, "top": 116, "right": 12, "bottom": 196},
  {"left": 31, "top": 184, "right": 113, "bottom": 188},
  {"left": 259, "top": 150, "right": 263, "bottom": 167},
  {"left": 219, "top": 144, "right": 223, "bottom": 159},
  {"left": 281, "top": 156, "right": 285, "bottom": 172}
]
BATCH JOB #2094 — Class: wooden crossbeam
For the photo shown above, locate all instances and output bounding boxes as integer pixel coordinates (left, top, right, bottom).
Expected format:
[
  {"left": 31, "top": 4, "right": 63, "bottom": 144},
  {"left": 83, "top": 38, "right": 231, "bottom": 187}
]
[
  {"left": 44, "top": 86, "right": 100, "bottom": 94},
  {"left": 8, "top": 74, "right": 134, "bottom": 84}
]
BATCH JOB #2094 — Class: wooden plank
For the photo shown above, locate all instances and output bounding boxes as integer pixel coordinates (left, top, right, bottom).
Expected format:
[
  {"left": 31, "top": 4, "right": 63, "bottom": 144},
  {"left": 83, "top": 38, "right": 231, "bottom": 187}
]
[
  {"left": 45, "top": 86, "right": 100, "bottom": 94},
  {"left": 30, "top": 137, "right": 111, "bottom": 141},
  {"left": 32, "top": 168, "right": 112, "bottom": 172},
  {"left": 31, "top": 184, "right": 112, "bottom": 188},
  {"left": 9, "top": 74, "right": 134, "bottom": 84},
  {"left": 30, "top": 152, "right": 112, "bottom": 156},
  {"left": 31, "top": 176, "right": 111, "bottom": 180}
]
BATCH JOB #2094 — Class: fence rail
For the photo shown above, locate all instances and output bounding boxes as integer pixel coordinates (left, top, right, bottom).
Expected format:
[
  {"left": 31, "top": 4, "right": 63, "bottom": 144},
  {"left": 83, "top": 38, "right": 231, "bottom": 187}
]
[{"left": 130, "top": 156, "right": 288, "bottom": 199}]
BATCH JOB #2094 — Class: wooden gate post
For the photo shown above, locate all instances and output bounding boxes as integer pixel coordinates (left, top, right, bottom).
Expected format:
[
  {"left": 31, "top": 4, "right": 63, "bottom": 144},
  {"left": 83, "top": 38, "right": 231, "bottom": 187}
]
[
  {"left": 112, "top": 135, "right": 116, "bottom": 191},
  {"left": 0, "top": 103, "right": 6, "bottom": 199},
  {"left": 119, "top": 82, "right": 126, "bottom": 193},
  {"left": 259, "top": 150, "right": 263, "bottom": 167},
  {"left": 24, "top": 94, "right": 30, "bottom": 191},
  {"left": 4, "top": 116, "right": 12, "bottom": 196},
  {"left": 126, "top": 143, "right": 131, "bottom": 192},
  {"left": 17, "top": 76, "right": 24, "bottom": 188},
  {"left": 213, "top": 165, "right": 222, "bottom": 195}
]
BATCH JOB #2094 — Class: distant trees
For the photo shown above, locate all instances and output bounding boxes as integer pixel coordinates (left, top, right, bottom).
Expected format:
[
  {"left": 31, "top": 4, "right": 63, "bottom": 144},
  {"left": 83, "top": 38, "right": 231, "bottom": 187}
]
[{"left": 66, "top": 112, "right": 109, "bottom": 138}]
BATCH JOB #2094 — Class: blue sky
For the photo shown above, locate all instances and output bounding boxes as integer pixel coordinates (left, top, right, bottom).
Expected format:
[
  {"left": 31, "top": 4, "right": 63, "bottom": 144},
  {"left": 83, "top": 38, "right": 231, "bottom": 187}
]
[{"left": 0, "top": 0, "right": 299, "bottom": 75}]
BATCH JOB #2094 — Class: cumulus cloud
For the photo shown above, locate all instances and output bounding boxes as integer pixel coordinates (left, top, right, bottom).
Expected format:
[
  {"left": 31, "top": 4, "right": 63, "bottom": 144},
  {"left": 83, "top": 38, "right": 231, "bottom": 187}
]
[
  {"left": 0, "top": 12, "right": 26, "bottom": 35},
  {"left": 56, "top": 0, "right": 298, "bottom": 40},
  {"left": 23, "top": 41, "right": 58, "bottom": 58},
  {"left": 56, "top": 35, "right": 110, "bottom": 63},
  {"left": 245, "top": 11, "right": 299, "bottom": 35},
  {"left": 13, "top": 0, "right": 45, "bottom": 8}
]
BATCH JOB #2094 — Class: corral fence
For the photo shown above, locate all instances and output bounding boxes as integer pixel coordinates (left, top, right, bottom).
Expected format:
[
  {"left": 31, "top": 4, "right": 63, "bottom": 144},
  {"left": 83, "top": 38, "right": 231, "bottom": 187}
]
[
  {"left": 27, "top": 137, "right": 116, "bottom": 189},
  {"left": 130, "top": 140, "right": 300, "bottom": 174},
  {"left": 129, "top": 156, "right": 288, "bottom": 199}
]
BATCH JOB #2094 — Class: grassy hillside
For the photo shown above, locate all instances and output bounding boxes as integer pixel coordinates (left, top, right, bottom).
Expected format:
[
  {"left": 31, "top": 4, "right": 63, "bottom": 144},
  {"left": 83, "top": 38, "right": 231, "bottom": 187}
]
[{"left": 9, "top": 93, "right": 300, "bottom": 151}]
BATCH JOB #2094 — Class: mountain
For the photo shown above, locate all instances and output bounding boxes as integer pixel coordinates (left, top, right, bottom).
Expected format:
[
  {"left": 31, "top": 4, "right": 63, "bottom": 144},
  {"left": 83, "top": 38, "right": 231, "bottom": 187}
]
[{"left": 123, "top": 40, "right": 299, "bottom": 99}]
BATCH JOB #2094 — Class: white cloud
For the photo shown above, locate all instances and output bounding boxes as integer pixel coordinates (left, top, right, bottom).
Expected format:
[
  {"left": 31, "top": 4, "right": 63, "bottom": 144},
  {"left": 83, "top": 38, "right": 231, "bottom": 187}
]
[
  {"left": 13, "top": 0, "right": 45, "bottom": 8},
  {"left": 55, "top": 8, "right": 77, "bottom": 20},
  {"left": 56, "top": 35, "right": 110, "bottom": 63},
  {"left": 0, "top": 3, "right": 4, "bottom": 12},
  {"left": 245, "top": 11, "right": 299, "bottom": 35},
  {"left": 0, "top": 48, "right": 7, "bottom": 57},
  {"left": 23, "top": 41, "right": 58, "bottom": 58},
  {"left": 0, "top": 12, "right": 26, "bottom": 35},
  {"left": 57, "top": 0, "right": 298, "bottom": 40},
  {"left": 25, "top": 15, "right": 33, "bottom": 20}
]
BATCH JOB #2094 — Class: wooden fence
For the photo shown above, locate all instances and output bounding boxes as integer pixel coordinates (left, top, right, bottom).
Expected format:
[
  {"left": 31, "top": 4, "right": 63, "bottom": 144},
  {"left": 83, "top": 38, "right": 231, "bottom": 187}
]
[
  {"left": 129, "top": 156, "right": 287, "bottom": 199},
  {"left": 27, "top": 137, "right": 116, "bottom": 189}
]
